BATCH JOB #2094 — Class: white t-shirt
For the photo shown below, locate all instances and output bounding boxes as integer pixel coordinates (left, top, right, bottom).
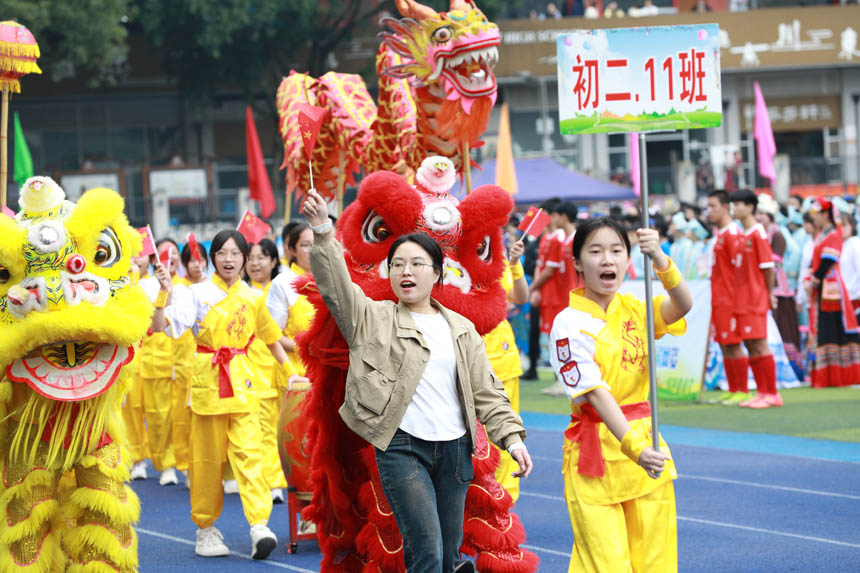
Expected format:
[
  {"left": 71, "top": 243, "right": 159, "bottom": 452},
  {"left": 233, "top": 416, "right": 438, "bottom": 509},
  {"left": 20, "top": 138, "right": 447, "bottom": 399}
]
[
  {"left": 265, "top": 266, "right": 300, "bottom": 330},
  {"left": 398, "top": 311, "right": 467, "bottom": 441},
  {"left": 841, "top": 235, "right": 860, "bottom": 301}
]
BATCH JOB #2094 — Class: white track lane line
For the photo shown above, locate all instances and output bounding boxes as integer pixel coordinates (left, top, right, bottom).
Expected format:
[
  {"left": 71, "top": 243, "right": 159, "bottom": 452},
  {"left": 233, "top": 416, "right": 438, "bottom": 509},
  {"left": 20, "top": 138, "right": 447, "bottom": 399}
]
[
  {"left": 521, "top": 543, "right": 571, "bottom": 557},
  {"left": 529, "top": 456, "right": 860, "bottom": 500},
  {"left": 136, "top": 527, "right": 318, "bottom": 572},
  {"left": 518, "top": 492, "right": 860, "bottom": 549}
]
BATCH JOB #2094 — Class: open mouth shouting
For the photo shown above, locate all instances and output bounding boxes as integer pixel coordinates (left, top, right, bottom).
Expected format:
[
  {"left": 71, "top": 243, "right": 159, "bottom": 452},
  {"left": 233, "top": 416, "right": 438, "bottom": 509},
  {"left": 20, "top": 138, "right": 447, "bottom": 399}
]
[
  {"left": 599, "top": 269, "right": 618, "bottom": 288},
  {"left": 7, "top": 342, "right": 134, "bottom": 401},
  {"left": 399, "top": 279, "right": 417, "bottom": 294}
]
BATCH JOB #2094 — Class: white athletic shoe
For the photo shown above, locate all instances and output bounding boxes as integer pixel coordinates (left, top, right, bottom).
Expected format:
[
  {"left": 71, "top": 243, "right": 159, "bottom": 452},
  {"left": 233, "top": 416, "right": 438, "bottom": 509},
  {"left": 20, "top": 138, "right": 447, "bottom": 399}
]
[
  {"left": 222, "top": 479, "right": 239, "bottom": 495},
  {"left": 181, "top": 469, "right": 190, "bottom": 489},
  {"left": 159, "top": 467, "right": 179, "bottom": 486},
  {"left": 195, "top": 526, "right": 229, "bottom": 557},
  {"left": 271, "top": 488, "right": 284, "bottom": 504},
  {"left": 250, "top": 523, "right": 277, "bottom": 560},
  {"left": 130, "top": 461, "right": 148, "bottom": 481}
]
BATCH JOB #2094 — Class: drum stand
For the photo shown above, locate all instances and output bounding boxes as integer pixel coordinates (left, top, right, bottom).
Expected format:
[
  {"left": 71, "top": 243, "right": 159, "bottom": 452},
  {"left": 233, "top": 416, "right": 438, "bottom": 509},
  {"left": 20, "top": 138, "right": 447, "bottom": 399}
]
[{"left": 286, "top": 487, "right": 316, "bottom": 554}]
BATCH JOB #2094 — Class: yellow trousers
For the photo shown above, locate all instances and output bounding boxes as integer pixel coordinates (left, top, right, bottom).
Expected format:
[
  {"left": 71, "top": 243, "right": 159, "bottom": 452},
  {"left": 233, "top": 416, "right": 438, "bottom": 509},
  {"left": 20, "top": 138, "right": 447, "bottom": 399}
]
[
  {"left": 258, "top": 396, "right": 287, "bottom": 489},
  {"left": 565, "top": 474, "right": 677, "bottom": 572},
  {"left": 493, "top": 376, "right": 520, "bottom": 503},
  {"left": 142, "top": 376, "right": 175, "bottom": 471},
  {"left": 189, "top": 410, "right": 272, "bottom": 528},
  {"left": 171, "top": 375, "right": 192, "bottom": 472},
  {"left": 122, "top": 376, "right": 149, "bottom": 464}
]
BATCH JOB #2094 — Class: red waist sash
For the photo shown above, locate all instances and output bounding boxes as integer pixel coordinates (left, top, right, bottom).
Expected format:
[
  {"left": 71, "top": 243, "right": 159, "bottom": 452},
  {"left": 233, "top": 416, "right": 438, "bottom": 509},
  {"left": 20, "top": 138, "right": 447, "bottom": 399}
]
[
  {"left": 196, "top": 336, "right": 254, "bottom": 399},
  {"left": 564, "top": 400, "right": 651, "bottom": 477}
]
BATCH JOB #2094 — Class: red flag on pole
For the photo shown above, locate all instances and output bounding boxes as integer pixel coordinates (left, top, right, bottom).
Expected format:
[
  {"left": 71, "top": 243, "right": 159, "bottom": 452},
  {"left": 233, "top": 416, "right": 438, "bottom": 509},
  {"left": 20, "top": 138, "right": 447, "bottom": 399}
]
[
  {"left": 245, "top": 105, "right": 276, "bottom": 218},
  {"left": 297, "top": 103, "right": 327, "bottom": 161},
  {"left": 186, "top": 232, "right": 203, "bottom": 265},
  {"left": 137, "top": 226, "right": 157, "bottom": 257},
  {"left": 158, "top": 242, "right": 176, "bottom": 267},
  {"left": 237, "top": 209, "right": 271, "bottom": 245},
  {"left": 517, "top": 207, "right": 551, "bottom": 239}
]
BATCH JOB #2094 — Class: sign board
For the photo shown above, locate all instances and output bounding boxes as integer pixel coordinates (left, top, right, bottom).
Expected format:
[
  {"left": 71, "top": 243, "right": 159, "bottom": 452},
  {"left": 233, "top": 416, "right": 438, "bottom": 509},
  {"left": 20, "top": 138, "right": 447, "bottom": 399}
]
[
  {"left": 740, "top": 95, "right": 841, "bottom": 133},
  {"left": 149, "top": 168, "right": 208, "bottom": 200},
  {"left": 60, "top": 173, "right": 122, "bottom": 202},
  {"left": 557, "top": 24, "right": 722, "bottom": 135}
]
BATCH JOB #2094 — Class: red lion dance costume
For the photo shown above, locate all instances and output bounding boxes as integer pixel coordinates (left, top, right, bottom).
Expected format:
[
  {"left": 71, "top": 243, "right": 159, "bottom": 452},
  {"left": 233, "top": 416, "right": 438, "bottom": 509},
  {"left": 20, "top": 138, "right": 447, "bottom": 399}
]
[{"left": 278, "top": 1, "right": 537, "bottom": 570}]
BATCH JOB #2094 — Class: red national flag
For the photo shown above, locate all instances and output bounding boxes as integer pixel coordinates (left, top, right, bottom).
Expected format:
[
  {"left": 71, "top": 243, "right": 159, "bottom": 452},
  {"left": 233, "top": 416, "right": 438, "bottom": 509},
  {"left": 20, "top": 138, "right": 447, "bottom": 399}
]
[
  {"left": 296, "top": 103, "right": 327, "bottom": 161},
  {"left": 237, "top": 209, "right": 270, "bottom": 245},
  {"left": 137, "top": 226, "right": 157, "bottom": 257},
  {"left": 186, "top": 232, "right": 203, "bottom": 265},
  {"left": 517, "top": 207, "right": 551, "bottom": 238},
  {"left": 158, "top": 242, "right": 176, "bottom": 266},
  {"left": 245, "top": 106, "right": 276, "bottom": 218}
]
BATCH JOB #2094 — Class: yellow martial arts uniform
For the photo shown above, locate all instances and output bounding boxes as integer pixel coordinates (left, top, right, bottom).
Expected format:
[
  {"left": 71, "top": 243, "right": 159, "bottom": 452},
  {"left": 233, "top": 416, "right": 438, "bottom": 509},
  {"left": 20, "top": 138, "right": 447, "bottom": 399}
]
[
  {"left": 283, "top": 263, "right": 315, "bottom": 376},
  {"left": 137, "top": 276, "right": 177, "bottom": 472},
  {"left": 248, "top": 280, "right": 288, "bottom": 491},
  {"left": 166, "top": 275, "right": 284, "bottom": 528},
  {"left": 171, "top": 276, "right": 196, "bottom": 474},
  {"left": 122, "top": 271, "right": 150, "bottom": 464},
  {"left": 483, "top": 262, "right": 523, "bottom": 503},
  {"left": 549, "top": 288, "right": 685, "bottom": 573}
]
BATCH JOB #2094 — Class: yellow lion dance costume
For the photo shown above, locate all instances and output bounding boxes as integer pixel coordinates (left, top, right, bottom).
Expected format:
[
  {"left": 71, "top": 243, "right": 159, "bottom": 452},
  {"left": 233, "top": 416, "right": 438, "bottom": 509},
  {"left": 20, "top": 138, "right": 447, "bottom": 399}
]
[{"left": 0, "top": 177, "right": 151, "bottom": 572}]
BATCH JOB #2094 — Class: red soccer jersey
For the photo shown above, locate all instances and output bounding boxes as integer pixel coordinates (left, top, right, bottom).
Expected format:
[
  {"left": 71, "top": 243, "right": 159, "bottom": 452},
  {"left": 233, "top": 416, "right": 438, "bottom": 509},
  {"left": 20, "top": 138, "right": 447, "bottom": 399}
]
[
  {"left": 542, "top": 229, "right": 571, "bottom": 307},
  {"left": 711, "top": 222, "right": 741, "bottom": 308},
  {"left": 734, "top": 223, "right": 774, "bottom": 315},
  {"left": 535, "top": 230, "right": 554, "bottom": 279}
]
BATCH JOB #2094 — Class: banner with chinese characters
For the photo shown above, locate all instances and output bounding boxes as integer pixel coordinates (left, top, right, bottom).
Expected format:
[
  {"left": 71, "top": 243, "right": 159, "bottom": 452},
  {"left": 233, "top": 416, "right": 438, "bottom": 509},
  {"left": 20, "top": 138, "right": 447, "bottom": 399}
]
[
  {"left": 619, "top": 279, "right": 712, "bottom": 401},
  {"left": 557, "top": 25, "right": 722, "bottom": 135}
]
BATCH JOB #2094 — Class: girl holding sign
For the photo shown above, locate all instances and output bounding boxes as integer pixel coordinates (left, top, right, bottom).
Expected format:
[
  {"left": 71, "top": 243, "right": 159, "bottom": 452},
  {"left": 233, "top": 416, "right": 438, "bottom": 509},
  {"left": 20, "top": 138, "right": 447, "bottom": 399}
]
[{"left": 549, "top": 217, "right": 691, "bottom": 572}]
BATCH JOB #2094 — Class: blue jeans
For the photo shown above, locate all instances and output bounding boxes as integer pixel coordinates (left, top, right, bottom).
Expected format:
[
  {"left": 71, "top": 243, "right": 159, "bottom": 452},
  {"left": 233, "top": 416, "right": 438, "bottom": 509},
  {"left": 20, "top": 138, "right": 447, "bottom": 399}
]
[{"left": 375, "top": 429, "right": 473, "bottom": 573}]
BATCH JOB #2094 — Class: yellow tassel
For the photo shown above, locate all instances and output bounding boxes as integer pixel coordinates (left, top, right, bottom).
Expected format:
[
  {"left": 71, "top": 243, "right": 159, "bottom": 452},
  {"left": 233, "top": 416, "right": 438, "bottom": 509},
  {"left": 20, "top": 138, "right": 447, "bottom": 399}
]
[
  {"left": 0, "top": 467, "right": 54, "bottom": 503},
  {"left": 0, "top": 56, "right": 41, "bottom": 74},
  {"left": 0, "top": 500, "right": 58, "bottom": 545},
  {"left": 0, "top": 77, "right": 20, "bottom": 93},
  {"left": 0, "top": 41, "right": 41, "bottom": 59}
]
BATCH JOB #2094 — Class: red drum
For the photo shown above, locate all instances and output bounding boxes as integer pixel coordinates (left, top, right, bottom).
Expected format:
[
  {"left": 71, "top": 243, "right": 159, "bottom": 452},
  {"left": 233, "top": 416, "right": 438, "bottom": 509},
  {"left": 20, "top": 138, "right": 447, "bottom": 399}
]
[{"left": 277, "top": 382, "right": 312, "bottom": 493}]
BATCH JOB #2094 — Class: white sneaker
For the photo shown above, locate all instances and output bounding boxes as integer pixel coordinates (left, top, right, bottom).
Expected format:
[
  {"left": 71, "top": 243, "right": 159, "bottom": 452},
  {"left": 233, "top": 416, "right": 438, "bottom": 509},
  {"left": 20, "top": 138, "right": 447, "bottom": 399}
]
[
  {"left": 130, "top": 461, "right": 148, "bottom": 481},
  {"left": 159, "top": 467, "right": 179, "bottom": 486},
  {"left": 181, "top": 469, "right": 190, "bottom": 489},
  {"left": 250, "top": 523, "right": 277, "bottom": 560},
  {"left": 271, "top": 488, "right": 284, "bottom": 504},
  {"left": 195, "top": 526, "right": 229, "bottom": 557},
  {"left": 222, "top": 479, "right": 239, "bottom": 495}
]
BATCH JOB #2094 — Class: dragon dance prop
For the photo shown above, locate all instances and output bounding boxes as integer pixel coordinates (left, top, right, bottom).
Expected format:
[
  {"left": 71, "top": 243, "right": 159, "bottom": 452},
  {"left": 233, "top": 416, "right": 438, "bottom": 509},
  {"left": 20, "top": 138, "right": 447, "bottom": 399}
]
[
  {"left": 290, "top": 156, "right": 538, "bottom": 571},
  {"left": 0, "top": 21, "right": 40, "bottom": 209},
  {"left": 0, "top": 177, "right": 152, "bottom": 572},
  {"left": 277, "top": 0, "right": 500, "bottom": 205}
]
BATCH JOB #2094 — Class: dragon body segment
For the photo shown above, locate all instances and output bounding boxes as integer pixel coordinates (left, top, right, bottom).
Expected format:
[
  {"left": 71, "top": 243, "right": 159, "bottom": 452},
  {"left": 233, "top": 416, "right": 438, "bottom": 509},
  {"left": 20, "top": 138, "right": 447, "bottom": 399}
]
[{"left": 277, "top": 0, "right": 499, "bottom": 202}]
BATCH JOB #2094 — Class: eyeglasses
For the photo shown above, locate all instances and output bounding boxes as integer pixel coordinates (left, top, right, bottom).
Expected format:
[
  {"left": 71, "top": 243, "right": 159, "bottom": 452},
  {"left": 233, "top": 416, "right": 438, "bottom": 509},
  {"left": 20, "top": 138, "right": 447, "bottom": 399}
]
[
  {"left": 214, "top": 250, "right": 243, "bottom": 260},
  {"left": 247, "top": 255, "right": 272, "bottom": 263},
  {"left": 389, "top": 261, "right": 432, "bottom": 274}
]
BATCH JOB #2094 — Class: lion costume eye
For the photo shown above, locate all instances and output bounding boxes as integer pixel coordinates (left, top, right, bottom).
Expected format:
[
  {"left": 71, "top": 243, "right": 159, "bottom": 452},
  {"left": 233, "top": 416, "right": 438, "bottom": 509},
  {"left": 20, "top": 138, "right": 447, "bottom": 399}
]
[
  {"left": 0, "top": 265, "right": 9, "bottom": 284},
  {"left": 362, "top": 213, "right": 391, "bottom": 243},
  {"left": 94, "top": 229, "right": 121, "bottom": 267},
  {"left": 432, "top": 26, "right": 452, "bottom": 43},
  {"left": 477, "top": 235, "right": 491, "bottom": 261}
]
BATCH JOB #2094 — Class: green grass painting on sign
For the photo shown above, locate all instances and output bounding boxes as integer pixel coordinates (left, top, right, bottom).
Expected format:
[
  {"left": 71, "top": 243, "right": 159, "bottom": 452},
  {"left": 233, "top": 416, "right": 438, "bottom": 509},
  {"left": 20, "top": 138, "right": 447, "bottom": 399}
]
[{"left": 560, "top": 111, "right": 722, "bottom": 135}]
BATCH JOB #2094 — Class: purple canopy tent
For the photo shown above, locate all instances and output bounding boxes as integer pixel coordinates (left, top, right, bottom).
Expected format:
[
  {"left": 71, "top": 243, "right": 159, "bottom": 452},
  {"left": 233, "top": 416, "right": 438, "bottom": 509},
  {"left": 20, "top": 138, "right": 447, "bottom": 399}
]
[{"left": 469, "top": 157, "right": 636, "bottom": 203}]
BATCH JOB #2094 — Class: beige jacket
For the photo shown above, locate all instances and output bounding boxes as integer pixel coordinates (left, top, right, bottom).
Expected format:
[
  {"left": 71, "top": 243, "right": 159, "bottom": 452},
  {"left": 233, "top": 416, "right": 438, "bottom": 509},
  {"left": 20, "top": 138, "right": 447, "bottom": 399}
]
[{"left": 310, "top": 229, "right": 526, "bottom": 452}]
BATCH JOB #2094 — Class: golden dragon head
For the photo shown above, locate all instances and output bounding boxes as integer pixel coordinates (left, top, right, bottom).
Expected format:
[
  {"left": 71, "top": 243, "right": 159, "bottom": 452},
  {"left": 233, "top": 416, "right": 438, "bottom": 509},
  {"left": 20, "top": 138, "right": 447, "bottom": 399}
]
[
  {"left": 380, "top": 0, "right": 499, "bottom": 115},
  {"left": 0, "top": 177, "right": 152, "bottom": 402}
]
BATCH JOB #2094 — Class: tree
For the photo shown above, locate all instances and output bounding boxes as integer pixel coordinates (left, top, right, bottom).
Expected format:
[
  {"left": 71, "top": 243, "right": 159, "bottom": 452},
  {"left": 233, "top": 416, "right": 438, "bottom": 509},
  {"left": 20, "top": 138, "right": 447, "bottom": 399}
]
[{"left": 0, "top": 0, "right": 134, "bottom": 86}]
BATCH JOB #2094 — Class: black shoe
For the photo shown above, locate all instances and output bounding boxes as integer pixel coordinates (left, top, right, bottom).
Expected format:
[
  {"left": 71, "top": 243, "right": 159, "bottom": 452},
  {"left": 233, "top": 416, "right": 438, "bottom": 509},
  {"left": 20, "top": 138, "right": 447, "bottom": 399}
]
[
  {"left": 521, "top": 369, "right": 538, "bottom": 381},
  {"left": 453, "top": 560, "right": 476, "bottom": 573}
]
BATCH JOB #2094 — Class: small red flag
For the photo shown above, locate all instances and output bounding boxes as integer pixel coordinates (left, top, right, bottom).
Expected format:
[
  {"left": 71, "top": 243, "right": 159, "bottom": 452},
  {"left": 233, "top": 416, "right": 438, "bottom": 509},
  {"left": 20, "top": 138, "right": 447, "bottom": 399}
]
[
  {"left": 296, "top": 103, "right": 327, "bottom": 161},
  {"left": 517, "top": 207, "right": 551, "bottom": 238},
  {"left": 158, "top": 242, "right": 176, "bottom": 266},
  {"left": 186, "top": 232, "right": 203, "bottom": 265},
  {"left": 2, "top": 205, "right": 14, "bottom": 218},
  {"left": 137, "top": 226, "right": 157, "bottom": 257},
  {"left": 237, "top": 209, "right": 270, "bottom": 245},
  {"left": 245, "top": 106, "right": 276, "bottom": 219}
]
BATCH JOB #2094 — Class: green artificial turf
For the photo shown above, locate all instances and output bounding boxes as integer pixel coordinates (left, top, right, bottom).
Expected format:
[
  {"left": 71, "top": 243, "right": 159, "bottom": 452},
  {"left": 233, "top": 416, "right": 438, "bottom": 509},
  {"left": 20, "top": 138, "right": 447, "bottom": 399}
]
[{"left": 520, "top": 370, "right": 860, "bottom": 443}]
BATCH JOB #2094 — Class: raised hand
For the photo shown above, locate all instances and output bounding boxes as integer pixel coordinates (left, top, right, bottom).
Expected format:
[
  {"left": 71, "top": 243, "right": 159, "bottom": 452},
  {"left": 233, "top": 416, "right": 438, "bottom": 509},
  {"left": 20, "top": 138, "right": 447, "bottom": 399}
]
[{"left": 302, "top": 188, "right": 329, "bottom": 228}]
